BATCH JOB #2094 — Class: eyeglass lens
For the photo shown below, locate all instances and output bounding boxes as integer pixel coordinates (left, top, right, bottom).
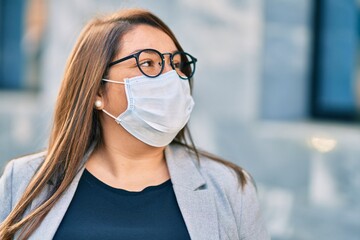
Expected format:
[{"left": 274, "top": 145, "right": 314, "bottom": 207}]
[
  {"left": 137, "top": 49, "right": 195, "bottom": 79},
  {"left": 172, "top": 52, "right": 195, "bottom": 79}
]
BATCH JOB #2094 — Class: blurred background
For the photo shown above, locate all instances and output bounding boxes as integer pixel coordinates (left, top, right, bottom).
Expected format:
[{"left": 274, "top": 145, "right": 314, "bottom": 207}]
[{"left": 1, "top": 0, "right": 360, "bottom": 239}]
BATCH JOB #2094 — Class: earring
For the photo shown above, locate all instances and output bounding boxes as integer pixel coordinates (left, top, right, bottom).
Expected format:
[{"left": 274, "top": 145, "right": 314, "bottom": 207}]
[{"left": 94, "top": 100, "right": 102, "bottom": 108}]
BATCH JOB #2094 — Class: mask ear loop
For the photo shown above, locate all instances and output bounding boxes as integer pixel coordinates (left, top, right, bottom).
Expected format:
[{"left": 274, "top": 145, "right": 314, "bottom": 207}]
[
  {"left": 102, "top": 78, "right": 126, "bottom": 84},
  {"left": 102, "top": 109, "right": 119, "bottom": 122},
  {"left": 101, "top": 78, "right": 127, "bottom": 123}
]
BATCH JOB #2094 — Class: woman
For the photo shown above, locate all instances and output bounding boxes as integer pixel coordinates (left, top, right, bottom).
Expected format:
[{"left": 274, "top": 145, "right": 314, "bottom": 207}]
[{"left": 0, "top": 9, "right": 269, "bottom": 240}]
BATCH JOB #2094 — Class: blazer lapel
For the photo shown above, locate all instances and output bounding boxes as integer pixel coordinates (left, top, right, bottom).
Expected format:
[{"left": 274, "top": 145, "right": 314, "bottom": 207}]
[
  {"left": 29, "top": 145, "right": 95, "bottom": 240},
  {"left": 165, "top": 145, "right": 220, "bottom": 240},
  {"left": 29, "top": 167, "right": 85, "bottom": 240}
]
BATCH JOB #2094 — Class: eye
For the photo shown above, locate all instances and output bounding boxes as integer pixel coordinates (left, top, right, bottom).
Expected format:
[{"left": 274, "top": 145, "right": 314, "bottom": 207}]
[
  {"left": 173, "top": 61, "right": 181, "bottom": 69},
  {"left": 139, "top": 60, "right": 153, "bottom": 67}
]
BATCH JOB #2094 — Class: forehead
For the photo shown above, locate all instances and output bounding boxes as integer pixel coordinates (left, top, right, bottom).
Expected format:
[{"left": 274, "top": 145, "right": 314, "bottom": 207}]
[{"left": 118, "top": 24, "right": 178, "bottom": 57}]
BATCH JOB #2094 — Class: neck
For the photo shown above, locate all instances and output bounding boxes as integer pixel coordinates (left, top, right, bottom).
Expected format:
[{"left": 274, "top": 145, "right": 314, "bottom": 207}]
[
  {"left": 96, "top": 140, "right": 166, "bottom": 176},
  {"left": 85, "top": 120, "right": 169, "bottom": 190}
]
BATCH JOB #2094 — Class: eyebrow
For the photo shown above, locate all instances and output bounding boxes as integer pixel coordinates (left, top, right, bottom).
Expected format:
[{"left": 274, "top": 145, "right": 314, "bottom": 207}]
[
  {"left": 112, "top": 49, "right": 139, "bottom": 60},
  {"left": 124, "top": 48, "right": 179, "bottom": 56},
  {"left": 128, "top": 49, "right": 143, "bottom": 55}
]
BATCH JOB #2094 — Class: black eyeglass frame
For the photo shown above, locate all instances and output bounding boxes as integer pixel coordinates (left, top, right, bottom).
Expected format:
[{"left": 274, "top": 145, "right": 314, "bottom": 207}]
[{"left": 108, "top": 48, "right": 197, "bottom": 80}]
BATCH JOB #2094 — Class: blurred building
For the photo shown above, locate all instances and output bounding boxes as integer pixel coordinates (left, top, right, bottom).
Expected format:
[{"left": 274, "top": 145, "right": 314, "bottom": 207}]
[{"left": 1, "top": 0, "right": 360, "bottom": 239}]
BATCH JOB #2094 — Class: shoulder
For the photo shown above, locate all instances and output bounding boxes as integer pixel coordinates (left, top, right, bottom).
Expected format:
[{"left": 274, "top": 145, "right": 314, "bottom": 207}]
[
  {"left": 196, "top": 152, "right": 269, "bottom": 239},
  {"left": 196, "top": 151, "right": 259, "bottom": 209},
  {"left": 0, "top": 151, "right": 46, "bottom": 222},
  {"left": 2, "top": 151, "right": 46, "bottom": 196},
  {"left": 168, "top": 143, "right": 253, "bottom": 194},
  {"left": 197, "top": 152, "right": 253, "bottom": 193},
  {"left": 1, "top": 151, "right": 46, "bottom": 180}
]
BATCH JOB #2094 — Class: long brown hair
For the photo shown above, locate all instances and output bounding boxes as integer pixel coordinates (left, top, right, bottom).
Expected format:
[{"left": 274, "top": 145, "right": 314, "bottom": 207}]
[{"left": 0, "top": 9, "right": 247, "bottom": 239}]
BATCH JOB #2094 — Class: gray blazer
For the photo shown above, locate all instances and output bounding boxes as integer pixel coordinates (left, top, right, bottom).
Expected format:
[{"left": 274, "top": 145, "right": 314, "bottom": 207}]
[{"left": 0, "top": 144, "right": 269, "bottom": 239}]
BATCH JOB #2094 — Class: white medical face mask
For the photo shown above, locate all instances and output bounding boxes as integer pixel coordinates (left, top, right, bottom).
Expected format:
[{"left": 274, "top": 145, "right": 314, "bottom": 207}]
[{"left": 102, "top": 70, "right": 195, "bottom": 147}]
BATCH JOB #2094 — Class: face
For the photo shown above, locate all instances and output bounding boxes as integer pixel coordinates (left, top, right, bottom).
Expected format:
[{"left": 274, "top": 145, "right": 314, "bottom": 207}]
[{"left": 97, "top": 24, "right": 178, "bottom": 124}]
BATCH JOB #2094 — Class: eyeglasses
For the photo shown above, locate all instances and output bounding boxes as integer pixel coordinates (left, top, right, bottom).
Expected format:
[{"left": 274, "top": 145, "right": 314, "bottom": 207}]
[{"left": 108, "top": 48, "right": 197, "bottom": 80}]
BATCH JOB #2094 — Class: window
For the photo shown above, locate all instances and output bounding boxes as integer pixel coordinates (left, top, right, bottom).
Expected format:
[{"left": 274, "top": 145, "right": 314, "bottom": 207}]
[
  {"left": 0, "top": 0, "right": 45, "bottom": 90},
  {"left": 0, "top": 0, "right": 25, "bottom": 89},
  {"left": 311, "top": 0, "right": 358, "bottom": 120}
]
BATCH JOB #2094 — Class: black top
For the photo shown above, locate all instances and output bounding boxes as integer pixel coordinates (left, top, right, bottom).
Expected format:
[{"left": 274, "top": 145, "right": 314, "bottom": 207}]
[{"left": 53, "top": 169, "right": 191, "bottom": 240}]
